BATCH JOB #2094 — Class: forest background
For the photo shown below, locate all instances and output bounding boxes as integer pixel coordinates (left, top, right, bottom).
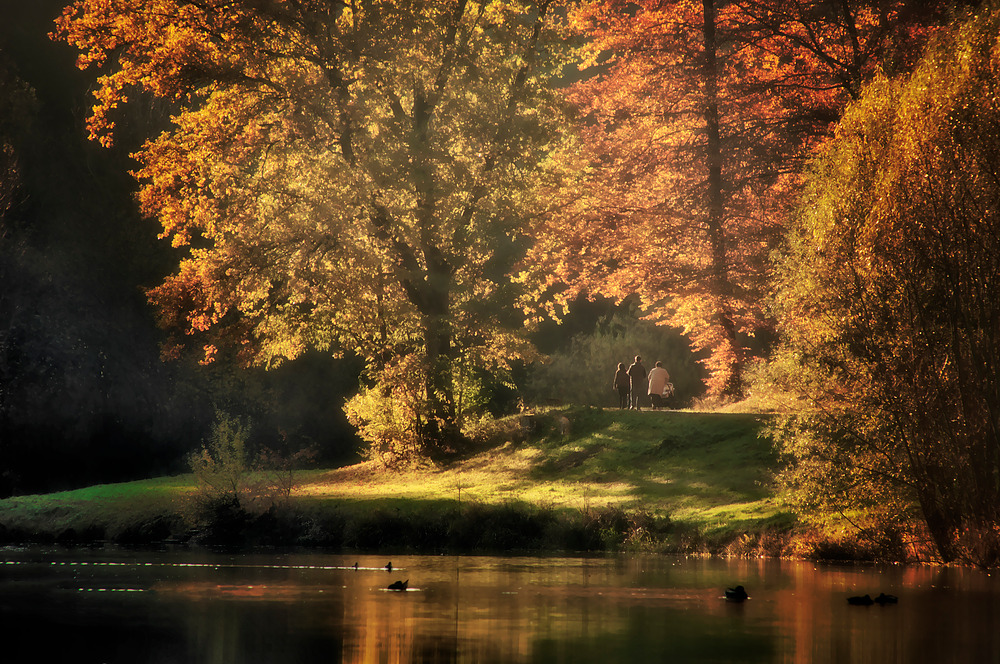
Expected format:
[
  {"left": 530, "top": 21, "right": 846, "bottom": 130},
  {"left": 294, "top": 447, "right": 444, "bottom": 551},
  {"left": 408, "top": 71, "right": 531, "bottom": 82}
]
[{"left": 2, "top": 0, "right": 1000, "bottom": 566}]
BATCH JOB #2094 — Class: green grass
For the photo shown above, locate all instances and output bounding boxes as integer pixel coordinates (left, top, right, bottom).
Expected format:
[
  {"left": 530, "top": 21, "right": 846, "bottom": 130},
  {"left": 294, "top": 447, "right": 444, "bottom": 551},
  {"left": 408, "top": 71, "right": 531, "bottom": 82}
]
[
  {"left": 0, "top": 475, "right": 195, "bottom": 542},
  {"left": 297, "top": 409, "right": 785, "bottom": 528},
  {"left": 0, "top": 407, "right": 795, "bottom": 552}
]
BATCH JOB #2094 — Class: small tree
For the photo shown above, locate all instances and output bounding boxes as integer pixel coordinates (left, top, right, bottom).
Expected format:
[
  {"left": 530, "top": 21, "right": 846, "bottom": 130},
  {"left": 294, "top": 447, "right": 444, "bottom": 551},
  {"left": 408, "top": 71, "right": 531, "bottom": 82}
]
[
  {"left": 189, "top": 411, "right": 309, "bottom": 515},
  {"left": 189, "top": 412, "right": 256, "bottom": 509}
]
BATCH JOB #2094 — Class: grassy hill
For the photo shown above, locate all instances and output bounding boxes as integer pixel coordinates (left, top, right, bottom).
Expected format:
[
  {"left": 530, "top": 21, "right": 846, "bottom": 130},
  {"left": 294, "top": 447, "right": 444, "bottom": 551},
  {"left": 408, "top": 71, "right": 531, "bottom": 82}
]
[{"left": 0, "top": 408, "right": 795, "bottom": 554}]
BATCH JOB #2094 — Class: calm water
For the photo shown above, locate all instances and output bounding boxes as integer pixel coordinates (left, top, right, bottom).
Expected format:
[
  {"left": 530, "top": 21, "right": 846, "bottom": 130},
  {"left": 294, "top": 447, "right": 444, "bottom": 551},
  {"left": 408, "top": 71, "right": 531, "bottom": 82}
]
[{"left": 1, "top": 548, "right": 998, "bottom": 663}]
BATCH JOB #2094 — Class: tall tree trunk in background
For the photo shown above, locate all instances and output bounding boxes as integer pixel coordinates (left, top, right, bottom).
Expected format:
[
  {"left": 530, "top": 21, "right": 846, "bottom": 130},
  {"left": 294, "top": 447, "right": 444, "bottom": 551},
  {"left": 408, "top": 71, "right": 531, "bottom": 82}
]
[
  {"left": 702, "top": 0, "right": 742, "bottom": 396},
  {"left": 420, "top": 256, "right": 460, "bottom": 453}
]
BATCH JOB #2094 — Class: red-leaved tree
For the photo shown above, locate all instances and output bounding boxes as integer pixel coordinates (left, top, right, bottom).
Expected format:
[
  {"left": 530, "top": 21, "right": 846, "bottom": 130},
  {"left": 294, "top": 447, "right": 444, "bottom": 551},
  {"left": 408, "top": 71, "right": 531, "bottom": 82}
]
[{"left": 524, "top": 0, "right": 945, "bottom": 396}]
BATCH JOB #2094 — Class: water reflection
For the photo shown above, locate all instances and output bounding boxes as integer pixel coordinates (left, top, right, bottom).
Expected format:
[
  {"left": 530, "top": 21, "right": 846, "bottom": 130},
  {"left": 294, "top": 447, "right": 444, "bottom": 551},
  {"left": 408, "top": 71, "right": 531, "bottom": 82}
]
[{"left": 1, "top": 549, "right": 998, "bottom": 663}]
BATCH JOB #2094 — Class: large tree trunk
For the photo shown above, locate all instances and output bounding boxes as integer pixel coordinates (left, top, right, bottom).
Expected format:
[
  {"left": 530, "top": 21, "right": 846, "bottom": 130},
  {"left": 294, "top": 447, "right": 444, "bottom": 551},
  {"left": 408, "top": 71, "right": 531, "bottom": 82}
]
[
  {"left": 420, "top": 270, "right": 462, "bottom": 457},
  {"left": 702, "top": 0, "right": 743, "bottom": 396},
  {"left": 915, "top": 488, "right": 957, "bottom": 563}
]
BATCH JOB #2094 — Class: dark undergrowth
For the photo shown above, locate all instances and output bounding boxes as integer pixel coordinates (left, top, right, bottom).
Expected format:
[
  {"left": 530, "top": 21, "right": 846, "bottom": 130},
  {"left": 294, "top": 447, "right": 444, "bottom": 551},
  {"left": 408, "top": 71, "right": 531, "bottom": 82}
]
[{"left": 0, "top": 497, "right": 678, "bottom": 554}]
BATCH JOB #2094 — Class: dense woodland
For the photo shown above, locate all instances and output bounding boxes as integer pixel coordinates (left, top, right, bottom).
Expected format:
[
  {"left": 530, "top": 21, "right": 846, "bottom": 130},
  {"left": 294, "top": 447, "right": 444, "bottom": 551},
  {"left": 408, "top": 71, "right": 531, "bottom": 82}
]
[{"left": 3, "top": 0, "right": 1000, "bottom": 565}]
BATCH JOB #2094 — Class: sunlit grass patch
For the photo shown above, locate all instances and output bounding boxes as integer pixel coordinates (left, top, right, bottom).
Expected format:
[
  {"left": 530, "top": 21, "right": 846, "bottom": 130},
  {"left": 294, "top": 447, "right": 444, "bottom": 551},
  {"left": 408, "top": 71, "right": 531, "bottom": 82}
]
[{"left": 294, "top": 407, "right": 781, "bottom": 533}]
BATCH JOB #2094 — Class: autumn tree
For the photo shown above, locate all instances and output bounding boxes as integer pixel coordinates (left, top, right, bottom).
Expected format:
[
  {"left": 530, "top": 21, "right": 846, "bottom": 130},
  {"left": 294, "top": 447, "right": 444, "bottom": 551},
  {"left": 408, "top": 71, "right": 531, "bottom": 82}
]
[
  {"left": 772, "top": 4, "right": 1000, "bottom": 566},
  {"left": 734, "top": 1, "right": 950, "bottom": 101},
  {"left": 56, "top": 0, "right": 571, "bottom": 459},
  {"left": 524, "top": 0, "right": 944, "bottom": 396}
]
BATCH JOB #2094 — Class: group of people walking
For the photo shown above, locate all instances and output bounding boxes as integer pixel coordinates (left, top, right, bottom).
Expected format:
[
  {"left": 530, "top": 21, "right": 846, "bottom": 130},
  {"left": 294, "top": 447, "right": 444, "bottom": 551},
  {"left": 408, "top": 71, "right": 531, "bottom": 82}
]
[{"left": 613, "top": 355, "right": 672, "bottom": 410}]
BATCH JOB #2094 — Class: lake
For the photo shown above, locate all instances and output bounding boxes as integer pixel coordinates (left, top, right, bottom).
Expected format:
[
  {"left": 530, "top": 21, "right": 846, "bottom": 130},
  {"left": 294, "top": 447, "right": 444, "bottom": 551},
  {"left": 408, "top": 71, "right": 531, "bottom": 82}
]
[{"left": 1, "top": 547, "right": 997, "bottom": 663}]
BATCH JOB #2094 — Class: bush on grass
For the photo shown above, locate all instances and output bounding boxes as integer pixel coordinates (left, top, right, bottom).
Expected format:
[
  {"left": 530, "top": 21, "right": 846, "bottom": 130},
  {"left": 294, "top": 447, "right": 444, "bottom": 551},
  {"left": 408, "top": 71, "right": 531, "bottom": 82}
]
[{"left": 184, "top": 411, "right": 314, "bottom": 546}]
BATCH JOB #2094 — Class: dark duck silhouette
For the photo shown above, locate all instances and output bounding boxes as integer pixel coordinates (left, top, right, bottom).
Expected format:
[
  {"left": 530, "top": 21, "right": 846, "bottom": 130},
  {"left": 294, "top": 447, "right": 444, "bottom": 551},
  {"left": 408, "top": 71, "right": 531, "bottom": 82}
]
[
  {"left": 387, "top": 579, "right": 408, "bottom": 591},
  {"left": 847, "top": 594, "right": 874, "bottom": 606},
  {"left": 385, "top": 562, "right": 393, "bottom": 572},
  {"left": 725, "top": 585, "right": 749, "bottom": 602},
  {"left": 874, "top": 593, "right": 898, "bottom": 605}
]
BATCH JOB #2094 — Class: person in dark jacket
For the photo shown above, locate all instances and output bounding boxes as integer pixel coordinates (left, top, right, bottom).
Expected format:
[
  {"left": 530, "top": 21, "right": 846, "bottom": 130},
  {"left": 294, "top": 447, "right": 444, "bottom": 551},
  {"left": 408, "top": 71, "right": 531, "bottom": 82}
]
[
  {"left": 627, "top": 355, "right": 647, "bottom": 410},
  {"left": 613, "top": 362, "right": 630, "bottom": 409}
]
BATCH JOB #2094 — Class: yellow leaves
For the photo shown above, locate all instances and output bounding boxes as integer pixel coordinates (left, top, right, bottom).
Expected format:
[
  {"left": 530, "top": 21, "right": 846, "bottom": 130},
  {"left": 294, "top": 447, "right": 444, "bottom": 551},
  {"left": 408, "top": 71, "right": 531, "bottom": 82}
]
[
  {"left": 778, "top": 3, "right": 1000, "bottom": 418},
  {"left": 761, "top": 52, "right": 781, "bottom": 71},
  {"left": 57, "top": 0, "right": 573, "bottom": 427},
  {"left": 483, "top": 0, "right": 511, "bottom": 26}
]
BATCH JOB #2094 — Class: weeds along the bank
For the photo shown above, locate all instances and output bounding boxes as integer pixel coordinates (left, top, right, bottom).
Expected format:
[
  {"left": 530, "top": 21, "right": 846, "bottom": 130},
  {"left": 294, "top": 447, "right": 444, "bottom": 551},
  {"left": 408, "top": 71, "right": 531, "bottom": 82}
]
[
  {"left": 0, "top": 490, "right": 939, "bottom": 563},
  {"left": 290, "top": 501, "right": 676, "bottom": 554}
]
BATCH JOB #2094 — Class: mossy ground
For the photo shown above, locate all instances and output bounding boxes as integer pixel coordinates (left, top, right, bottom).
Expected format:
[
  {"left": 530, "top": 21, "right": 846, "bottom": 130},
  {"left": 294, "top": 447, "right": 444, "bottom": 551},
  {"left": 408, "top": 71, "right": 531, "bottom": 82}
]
[{"left": 0, "top": 407, "right": 796, "bottom": 554}]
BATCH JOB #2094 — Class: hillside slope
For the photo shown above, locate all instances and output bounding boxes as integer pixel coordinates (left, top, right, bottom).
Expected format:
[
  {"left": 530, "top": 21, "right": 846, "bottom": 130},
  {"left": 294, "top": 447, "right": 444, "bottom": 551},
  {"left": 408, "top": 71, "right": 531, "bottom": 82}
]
[{"left": 301, "top": 409, "right": 785, "bottom": 533}]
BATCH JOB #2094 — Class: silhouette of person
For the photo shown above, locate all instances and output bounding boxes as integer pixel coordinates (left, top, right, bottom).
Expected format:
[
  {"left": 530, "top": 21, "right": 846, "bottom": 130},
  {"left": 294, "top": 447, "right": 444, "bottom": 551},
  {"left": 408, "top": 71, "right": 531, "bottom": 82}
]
[
  {"left": 613, "top": 362, "right": 630, "bottom": 409},
  {"left": 627, "top": 355, "right": 647, "bottom": 410}
]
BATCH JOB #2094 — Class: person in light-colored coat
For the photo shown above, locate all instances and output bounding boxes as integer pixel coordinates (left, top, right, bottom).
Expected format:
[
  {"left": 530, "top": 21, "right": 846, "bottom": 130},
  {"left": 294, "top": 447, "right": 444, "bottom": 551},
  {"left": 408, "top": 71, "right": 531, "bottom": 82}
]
[{"left": 647, "top": 361, "right": 670, "bottom": 410}]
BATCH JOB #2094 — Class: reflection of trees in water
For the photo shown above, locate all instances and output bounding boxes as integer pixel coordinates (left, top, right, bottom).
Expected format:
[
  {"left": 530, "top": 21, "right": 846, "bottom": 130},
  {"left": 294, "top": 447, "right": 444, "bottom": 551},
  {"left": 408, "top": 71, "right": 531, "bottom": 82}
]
[{"left": 23, "top": 553, "right": 999, "bottom": 663}]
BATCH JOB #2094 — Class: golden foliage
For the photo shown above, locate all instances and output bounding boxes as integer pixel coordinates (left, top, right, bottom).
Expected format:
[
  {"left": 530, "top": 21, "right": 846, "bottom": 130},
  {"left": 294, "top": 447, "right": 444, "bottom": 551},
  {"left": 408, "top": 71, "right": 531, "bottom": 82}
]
[
  {"left": 55, "top": 0, "right": 573, "bottom": 455},
  {"left": 772, "top": 4, "right": 1000, "bottom": 566}
]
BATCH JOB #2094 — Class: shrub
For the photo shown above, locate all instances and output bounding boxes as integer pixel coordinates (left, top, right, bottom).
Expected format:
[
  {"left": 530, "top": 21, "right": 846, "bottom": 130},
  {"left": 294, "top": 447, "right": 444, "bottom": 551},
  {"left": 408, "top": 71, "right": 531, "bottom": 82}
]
[
  {"left": 344, "top": 382, "right": 426, "bottom": 467},
  {"left": 186, "top": 411, "right": 313, "bottom": 543},
  {"left": 448, "top": 501, "right": 556, "bottom": 550},
  {"left": 346, "top": 353, "right": 526, "bottom": 465}
]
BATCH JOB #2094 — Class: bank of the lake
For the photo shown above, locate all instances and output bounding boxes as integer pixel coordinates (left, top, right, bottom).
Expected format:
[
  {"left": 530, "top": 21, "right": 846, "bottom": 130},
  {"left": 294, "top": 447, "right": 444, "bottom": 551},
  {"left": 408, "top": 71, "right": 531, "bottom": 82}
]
[{"left": 0, "top": 408, "right": 797, "bottom": 555}]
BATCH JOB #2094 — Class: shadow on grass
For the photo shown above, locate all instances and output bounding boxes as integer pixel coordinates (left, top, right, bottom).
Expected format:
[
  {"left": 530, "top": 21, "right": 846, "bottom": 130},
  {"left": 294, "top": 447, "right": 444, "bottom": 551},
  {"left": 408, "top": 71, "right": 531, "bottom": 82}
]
[{"left": 527, "top": 410, "right": 778, "bottom": 514}]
